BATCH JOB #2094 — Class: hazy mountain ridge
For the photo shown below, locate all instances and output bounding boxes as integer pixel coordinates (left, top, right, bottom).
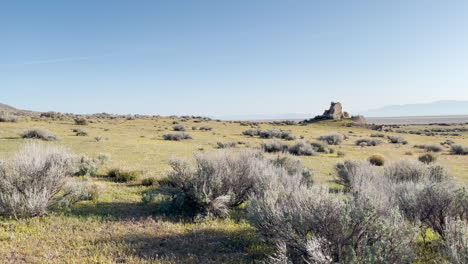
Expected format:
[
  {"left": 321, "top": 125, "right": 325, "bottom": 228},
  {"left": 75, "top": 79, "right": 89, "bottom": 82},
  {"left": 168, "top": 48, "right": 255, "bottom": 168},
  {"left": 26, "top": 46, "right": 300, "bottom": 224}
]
[{"left": 361, "top": 100, "right": 468, "bottom": 117}]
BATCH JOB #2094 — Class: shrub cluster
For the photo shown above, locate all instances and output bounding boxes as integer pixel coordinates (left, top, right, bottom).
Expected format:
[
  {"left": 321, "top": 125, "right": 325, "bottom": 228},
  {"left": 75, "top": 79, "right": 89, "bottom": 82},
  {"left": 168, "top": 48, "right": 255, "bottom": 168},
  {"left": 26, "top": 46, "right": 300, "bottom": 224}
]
[
  {"left": 162, "top": 132, "right": 192, "bottom": 141},
  {"left": 355, "top": 138, "right": 382, "bottom": 147},
  {"left": 20, "top": 128, "right": 57, "bottom": 141},
  {"left": 368, "top": 154, "right": 385, "bottom": 166},
  {"left": 199, "top": 126, "right": 213, "bottom": 131},
  {"left": 147, "top": 150, "right": 310, "bottom": 218},
  {"left": 419, "top": 153, "right": 437, "bottom": 164},
  {"left": 0, "top": 142, "right": 75, "bottom": 217},
  {"left": 261, "top": 140, "right": 288, "bottom": 153},
  {"left": 74, "top": 155, "right": 99, "bottom": 176},
  {"left": 107, "top": 168, "right": 139, "bottom": 182},
  {"left": 216, "top": 141, "right": 237, "bottom": 149},
  {"left": 0, "top": 111, "right": 18, "bottom": 122},
  {"left": 450, "top": 144, "right": 468, "bottom": 155},
  {"left": 387, "top": 135, "right": 408, "bottom": 145},
  {"left": 243, "top": 129, "right": 295, "bottom": 140},
  {"left": 74, "top": 118, "right": 89, "bottom": 125},
  {"left": 317, "top": 133, "right": 345, "bottom": 145},
  {"left": 414, "top": 144, "right": 443, "bottom": 152},
  {"left": 172, "top": 124, "right": 186, "bottom": 131},
  {"left": 288, "top": 141, "right": 317, "bottom": 156}
]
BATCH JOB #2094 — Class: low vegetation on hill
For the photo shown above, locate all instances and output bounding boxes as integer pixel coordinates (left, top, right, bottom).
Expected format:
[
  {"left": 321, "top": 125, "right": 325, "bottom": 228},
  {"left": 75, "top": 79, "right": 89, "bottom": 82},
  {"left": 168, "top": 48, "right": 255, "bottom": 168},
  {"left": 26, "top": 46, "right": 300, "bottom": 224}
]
[{"left": 0, "top": 114, "right": 467, "bottom": 263}]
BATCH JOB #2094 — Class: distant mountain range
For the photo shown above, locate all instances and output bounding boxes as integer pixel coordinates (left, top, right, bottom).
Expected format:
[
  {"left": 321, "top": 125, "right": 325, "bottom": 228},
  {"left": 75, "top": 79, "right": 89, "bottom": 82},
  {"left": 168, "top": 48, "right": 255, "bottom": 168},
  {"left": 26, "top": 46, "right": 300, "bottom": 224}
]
[{"left": 361, "top": 100, "right": 468, "bottom": 117}]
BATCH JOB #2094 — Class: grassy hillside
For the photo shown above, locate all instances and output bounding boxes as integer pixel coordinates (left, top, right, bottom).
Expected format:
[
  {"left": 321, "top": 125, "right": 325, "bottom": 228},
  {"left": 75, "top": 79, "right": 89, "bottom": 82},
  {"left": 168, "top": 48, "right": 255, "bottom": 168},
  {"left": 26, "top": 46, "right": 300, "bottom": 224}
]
[{"left": 0, "top": 116, "right": 467, "bottom": 263}]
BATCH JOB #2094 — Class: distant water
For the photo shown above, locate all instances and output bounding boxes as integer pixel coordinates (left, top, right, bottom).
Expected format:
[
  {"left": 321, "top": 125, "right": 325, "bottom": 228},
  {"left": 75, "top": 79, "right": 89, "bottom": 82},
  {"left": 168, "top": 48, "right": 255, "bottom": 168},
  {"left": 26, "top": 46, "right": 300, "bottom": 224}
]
[{"left": 366, "top": 115, "right": 468, "bottom": 125}]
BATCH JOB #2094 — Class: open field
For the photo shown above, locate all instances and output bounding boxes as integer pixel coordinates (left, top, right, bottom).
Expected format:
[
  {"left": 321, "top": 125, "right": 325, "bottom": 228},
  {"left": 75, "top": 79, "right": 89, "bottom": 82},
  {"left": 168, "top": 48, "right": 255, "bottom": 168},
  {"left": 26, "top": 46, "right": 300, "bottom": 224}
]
[{"left": 1, "top": 116, "right": 467, "bottom": 263}]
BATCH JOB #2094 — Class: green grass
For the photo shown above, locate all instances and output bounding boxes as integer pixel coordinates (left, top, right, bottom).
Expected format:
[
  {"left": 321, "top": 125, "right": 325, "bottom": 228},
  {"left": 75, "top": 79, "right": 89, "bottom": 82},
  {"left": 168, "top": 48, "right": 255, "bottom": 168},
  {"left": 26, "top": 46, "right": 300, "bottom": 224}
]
[{"left": 1, "top": 117, "right": 467, "bottom": 263}]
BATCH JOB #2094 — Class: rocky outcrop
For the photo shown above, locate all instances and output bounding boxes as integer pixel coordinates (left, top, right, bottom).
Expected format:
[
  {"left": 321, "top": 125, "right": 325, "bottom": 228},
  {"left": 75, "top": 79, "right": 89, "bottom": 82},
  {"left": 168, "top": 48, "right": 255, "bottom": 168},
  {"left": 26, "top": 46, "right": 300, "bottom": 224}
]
[{"left": 314, "top": 102, "right": 348, "bottom": 120}]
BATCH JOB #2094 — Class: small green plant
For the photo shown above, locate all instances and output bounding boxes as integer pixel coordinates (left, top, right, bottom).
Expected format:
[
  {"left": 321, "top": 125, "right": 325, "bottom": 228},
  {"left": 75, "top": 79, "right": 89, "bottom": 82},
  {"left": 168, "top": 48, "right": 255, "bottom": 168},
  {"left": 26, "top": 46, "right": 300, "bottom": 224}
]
[
  {"left": 419, "top": 153, "right": 437, "bottom": 164},
  {"left": 75, "top": 155, "right": 98, "bottom": 176},
  {"left": 141, "top": 177, "right": 157, "bottom": 186},
  {"left": 369, "top": 154, "right": 385, "bottom": 166},
  {"left": 97, "top": 153, "right": 111, "bottom": 165},
  {"left": 107, "top": 168, "right": 139, "bottom": 182}
]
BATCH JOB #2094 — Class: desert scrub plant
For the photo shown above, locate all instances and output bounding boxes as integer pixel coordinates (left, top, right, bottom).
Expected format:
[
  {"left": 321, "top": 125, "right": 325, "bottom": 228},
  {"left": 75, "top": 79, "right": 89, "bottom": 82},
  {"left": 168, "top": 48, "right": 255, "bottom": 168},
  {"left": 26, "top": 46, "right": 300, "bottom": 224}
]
[
  {"left": 141, "top": 177, "right": 157, "bottom": 186},
  {"left": 368, "top": 154, "right": 385, "bottom": 166},
  {"left": 261, "top": 140, "right": 288, "bottom": 153},
  {"left": 74, "top": 117, "right": 89, "bottom": 125},
  {"left": 317, "top": 133, "right": 345, "bottom": 145},
  {"left": 288, "top": 141, "right": 317, "bottom": 156},
  {"left": 75, "top": 129, "right": 88, "bottom": 136},
  {"left": 162, "top": 132, "right": 192, "bottom": 141},
  {"left": 247, "top": 187, "right": 417, "bottom": 263},
  {"left": 172, "top": 124, "right": 186, "bottom": 131},
  {"left": 154, "top": 149, "right": 302, "bottom": 218},
  {"left": 199, "top": 125, "right": 213, "bottom": 131},
  {"left": 55, "top": 180, "right": 104, "bottom": 210},
  {"left": 414, "top": 144, "right": 443, "bottom": 152},
  {"left": 0, "top": 142, "right": 75, "bottom": 218},
  {"left": 450, "top": 144, "right": 468, "bottom": 155},
  {"left": 74, "top": 155, "right": 98, "bottom": 176},
  {"left": 384, "top": 159, "right": 450, "bottom": 183},
  {"left": 97, "top": 153, "right": 111, "bottom": 165},
  {"left": 258, "top": 129, "right": 295, "bottom": 140},
  {"left": 355, "top": 138, "right": 382, "bottom": 146},
  {"left": 310, "top": 141, "right": 334, "bottom": 153},
  {"left": 0, "top": 111, "right": 18, "bottom": 122},
  {"left": 269, "top": 154, "right": 314, "bottom": 186},
  {"left": 443, "top": 219, "right": 468, "bottom": 264},
  {"left": 20, "top": 128, "right": 57, "bottom": 141},
  {"left": 107, "top": 168, "right": 140, "bottom": 182},
  {"left": 387, "top": 135, "right": 408, "bottom": 145},
  {"left": 419, "top": 153, "right": 437, "bottom": 164},
  {"left": 370, "top": 133, "right": 385, "bottom": 137},
  {"left": 216, "top": 141, "right": 237, "bottom": 149},
  {"left": 242, "top": 128, "right": 259, "bottom": 137}
]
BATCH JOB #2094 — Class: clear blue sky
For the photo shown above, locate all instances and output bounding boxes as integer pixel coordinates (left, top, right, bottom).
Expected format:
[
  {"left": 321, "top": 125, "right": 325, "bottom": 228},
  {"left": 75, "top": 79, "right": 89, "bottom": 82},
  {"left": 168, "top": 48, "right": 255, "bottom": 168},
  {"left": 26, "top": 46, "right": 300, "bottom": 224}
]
[{"left": 1, "top": 0, "right": 468, "bottom": 116}]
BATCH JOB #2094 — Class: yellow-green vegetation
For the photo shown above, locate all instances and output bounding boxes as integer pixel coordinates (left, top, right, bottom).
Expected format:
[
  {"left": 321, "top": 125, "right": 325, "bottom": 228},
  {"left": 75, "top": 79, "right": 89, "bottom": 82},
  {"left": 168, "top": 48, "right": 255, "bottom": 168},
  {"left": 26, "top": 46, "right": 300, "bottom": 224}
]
[{"left": 1, "top": 116, "right": 467, "bottom": 263}]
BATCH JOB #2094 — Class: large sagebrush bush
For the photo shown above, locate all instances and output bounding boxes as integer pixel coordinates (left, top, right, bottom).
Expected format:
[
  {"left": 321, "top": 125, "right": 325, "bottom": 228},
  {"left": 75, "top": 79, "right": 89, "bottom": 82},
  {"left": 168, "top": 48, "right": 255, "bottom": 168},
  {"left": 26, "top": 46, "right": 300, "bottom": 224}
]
[
  {"left": 384, "top": 159, "right": 449, "bottom": 183},
  {"left": 261, "top": 140, "right": 288, "bottom": 153},
  {"left": 154, "top": 150, "right": 307, "bottom": 218},
  {"left": 415, "top": 144, "right": 443, "bottom": 152},
  {"left": 258, "top": 129, "right": 295, "bottom": 141},
  {"left": 317, "top": 133, "right": 345, "bottom": 145},
  {"left": 450, "top": 144, "right": 468, "bottom": 155},
  {"left": 74, "top": 155, "right": 99, "bottom": 176},
  {"left": 269, "top": 154, "right": 314, "bottom": 186},
  {"left": 443, "top": 219, "right": 468, "bottom": 264},
  {"left": 355, "top": 138, "right": 382, "bottom": 147},
  {"left": 288, "top": 141, "right": 317, "bottom": 156},
  {"left": 247, "top": 186, "right": 417, "bottom": 263},
  {"left": 20, "top": 128, "right": 57, "bottom": 141},
  {"left": 0, "top": 142, "right": 75, "bottom": 217},
  {"left": 0, "top": 111, "right": 18, "bottom": 122},
  {"left": 334, "top": 159, "right": 467, "bottom": 244}
]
